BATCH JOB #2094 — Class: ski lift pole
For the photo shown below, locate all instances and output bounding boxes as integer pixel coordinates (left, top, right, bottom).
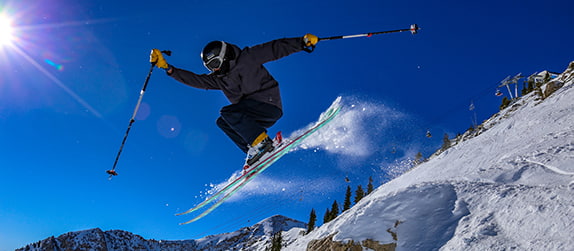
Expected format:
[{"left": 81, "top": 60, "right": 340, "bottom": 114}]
[
  {"left": 107, "top": 50, "right": 171, "bottom": 179},
  {"left": 305, "top": 24, "right": 420, "bottom": 52}
]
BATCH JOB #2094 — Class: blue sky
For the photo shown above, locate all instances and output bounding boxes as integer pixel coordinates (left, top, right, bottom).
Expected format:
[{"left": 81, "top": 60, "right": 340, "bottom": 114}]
[{"left": 1, "top": 0, "right": 573, "bottom": 249}]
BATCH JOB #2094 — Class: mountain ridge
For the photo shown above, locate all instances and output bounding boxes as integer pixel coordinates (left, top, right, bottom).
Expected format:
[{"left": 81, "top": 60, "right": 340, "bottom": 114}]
[{"left": 16, "top": 215, "right": 306, "bottom": 251}]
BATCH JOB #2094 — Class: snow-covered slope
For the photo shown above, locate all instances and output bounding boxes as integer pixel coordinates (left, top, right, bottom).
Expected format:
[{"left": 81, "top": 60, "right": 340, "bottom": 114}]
[{"left": 287, "top": 62, "right": 574, "bottom": 250}]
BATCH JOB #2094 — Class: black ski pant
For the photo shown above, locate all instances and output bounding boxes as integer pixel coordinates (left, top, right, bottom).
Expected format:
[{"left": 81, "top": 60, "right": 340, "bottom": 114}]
[{"left": 216, "top": 99, "right": 283, "bottom": 154}]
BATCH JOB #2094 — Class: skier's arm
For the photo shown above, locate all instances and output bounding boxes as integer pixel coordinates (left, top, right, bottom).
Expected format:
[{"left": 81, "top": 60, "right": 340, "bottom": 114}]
[
  {"left": 244, "top": 36, "right": 315, "bottom": 65},
  {"left": 168, "top": 67, "right": 220, "bottom": 90},
  {"left": 149, "top": 49, "right": 219, "bottom": 90}
]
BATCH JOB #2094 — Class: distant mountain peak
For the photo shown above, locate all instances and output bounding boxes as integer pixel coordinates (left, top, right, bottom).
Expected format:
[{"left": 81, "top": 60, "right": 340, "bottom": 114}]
[
  {"left": 17, "top": 215, "right": 306, "bottom": 251},
  {"left": 252, "top": 214, "right": 307, "bottom": 236}
]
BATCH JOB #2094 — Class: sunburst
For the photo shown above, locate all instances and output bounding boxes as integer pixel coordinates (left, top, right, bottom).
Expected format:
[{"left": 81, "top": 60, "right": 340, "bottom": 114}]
[
  {"left": 0, "top": 14, "right": 14, "bottom": 46},
  {"left": 0, "top": 3, "right": 104, "bottom": 118}
]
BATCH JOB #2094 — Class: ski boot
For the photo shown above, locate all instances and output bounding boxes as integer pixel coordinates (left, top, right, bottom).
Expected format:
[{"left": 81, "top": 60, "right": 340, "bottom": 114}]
[{"left": 244, "top": 132, "right": 275, "bottom": 170}]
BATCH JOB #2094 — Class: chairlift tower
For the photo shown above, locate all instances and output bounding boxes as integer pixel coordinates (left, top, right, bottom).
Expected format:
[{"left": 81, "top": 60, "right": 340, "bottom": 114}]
[{"left": 498, "top": 73, "right": 523, "bottom": 99}]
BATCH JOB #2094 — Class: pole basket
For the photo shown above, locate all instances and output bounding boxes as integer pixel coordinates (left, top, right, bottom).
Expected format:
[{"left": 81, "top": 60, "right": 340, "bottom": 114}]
[
  {"left": 410, "top": 24, "right": 420, "bottom": 34},
  {"left": 106, "top": 170, "right": 118, "bottom": 176}
]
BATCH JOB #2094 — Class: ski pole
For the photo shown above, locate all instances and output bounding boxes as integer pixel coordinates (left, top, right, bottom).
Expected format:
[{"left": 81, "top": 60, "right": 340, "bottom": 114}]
[
  {"left": 107, "top": 50, "right": 171, "bottom": 179},
  {"left": 305, "top": 24, "right": 420, "bottom": 52},
  {"left": 320, "top": 24, "right": 419, "bottom": 41}
]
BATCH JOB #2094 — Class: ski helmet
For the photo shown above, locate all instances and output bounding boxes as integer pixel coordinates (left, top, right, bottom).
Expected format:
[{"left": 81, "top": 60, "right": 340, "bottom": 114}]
[{"left": 201, "top": 41, "right": 234, "bottom": 72}]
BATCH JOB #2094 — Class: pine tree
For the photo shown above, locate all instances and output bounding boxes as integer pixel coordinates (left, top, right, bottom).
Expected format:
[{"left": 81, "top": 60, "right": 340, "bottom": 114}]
[
  {"left": 343, "top": 186, "right": 352, "bottom": 212},
  {"left": 414, "top": 152, "right": 424, "bottom": 165},
  {"left": 330, "top": 200, "right": 340, "bottom": 220},
  {"left": 306, "top": 209, "right": 316, "bottom": 234},
  {"left": 441, "top": 133, "right": 451, "bottom": 151},
  {"left": 367, "top": 176, "right": 374, "bottom": 194},
  {"left": 323, "top": 208, "right": 331, "bottom": 224},
  {"left": 526, "top": 79, "right": 535, "bottom": 93},
  {"left": 354, "top": 185, "right": 365, "bottom": 204},
  {"left": 268, "top": 231, "right": 282, "bottom": 251},
  {"left": 528, "top": 80, "right": 535, "bottom": 93},
  {"left": 543, "top": 71, "right": 551, "bottom": 84},
  {"left": 521, "top": 82, "right": 529, "bottom": 96},
  {"left": 500, "top": 96, "right": 511, "bottom": 110}
]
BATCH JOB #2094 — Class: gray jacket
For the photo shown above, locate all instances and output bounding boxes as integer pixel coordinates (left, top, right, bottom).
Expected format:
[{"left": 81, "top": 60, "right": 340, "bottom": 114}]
[{"left": 168, "top": 37, "right": 306, "bottom": 110}]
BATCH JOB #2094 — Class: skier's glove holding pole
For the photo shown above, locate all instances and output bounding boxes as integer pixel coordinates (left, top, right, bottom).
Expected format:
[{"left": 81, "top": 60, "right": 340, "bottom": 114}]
[
  {"left": 150, "top": 48, "right": 169, "bottom": 69},
  {"left": 303, "top": 34, "right": 319, "bottom": 47},
  {"left": 302, "top": 34, "right": 319, "bottom": 53}
]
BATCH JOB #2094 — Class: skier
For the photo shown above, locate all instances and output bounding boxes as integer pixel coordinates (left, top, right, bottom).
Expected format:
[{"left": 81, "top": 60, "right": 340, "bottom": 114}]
[{"left": 149, "top": 34, "right": 319, "bottom": 166}]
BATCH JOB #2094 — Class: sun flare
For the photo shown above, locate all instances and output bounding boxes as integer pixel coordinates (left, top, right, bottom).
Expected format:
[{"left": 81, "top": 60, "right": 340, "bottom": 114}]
[{"left": 0, "top": 15, "right": 14, "bottom": 46}]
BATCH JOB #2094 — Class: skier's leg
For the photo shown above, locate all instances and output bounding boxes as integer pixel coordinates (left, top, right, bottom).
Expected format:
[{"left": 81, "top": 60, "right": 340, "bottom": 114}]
[
  {"left": 244, "top": 99, "right": 283, "bottom": 129},
  {"left": 216, "top": 117, "right": 249, "bottom": 153},
  {"left": 219, "top": 99, "right": 282, "bottom": 149}
]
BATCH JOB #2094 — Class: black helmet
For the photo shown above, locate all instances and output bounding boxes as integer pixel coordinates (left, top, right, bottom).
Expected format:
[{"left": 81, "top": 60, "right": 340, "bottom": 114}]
[{"left": 201, "top": 41, "right": 235, "bottom": 72}]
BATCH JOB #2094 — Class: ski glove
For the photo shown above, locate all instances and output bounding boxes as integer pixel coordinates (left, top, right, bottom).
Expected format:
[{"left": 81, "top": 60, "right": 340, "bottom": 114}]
[
  {"left": 303, "top": 34, "right": 319, "bottom": 47},
  {"left": 150, "top": 48, "right": 169, "bottom": 69}
]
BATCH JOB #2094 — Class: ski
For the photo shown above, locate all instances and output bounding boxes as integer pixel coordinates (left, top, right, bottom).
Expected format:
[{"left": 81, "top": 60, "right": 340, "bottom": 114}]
[
  {"left": 179, "top": 151, "right": 282, "bottom": 225},
  {"left": 175, "top": 160, "right": 262, "bottom": 216},
  {"left": 178, "top": 97, "right": 342, "bottom": 224},
  {"left": 175, "top": 132, "right": 286, "bottom": 217}
]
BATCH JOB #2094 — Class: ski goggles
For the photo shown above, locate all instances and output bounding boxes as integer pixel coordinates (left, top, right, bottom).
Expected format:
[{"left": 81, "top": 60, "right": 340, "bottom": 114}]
[{"left": 203, "top": 41, "right": 227, "bottom": 72}]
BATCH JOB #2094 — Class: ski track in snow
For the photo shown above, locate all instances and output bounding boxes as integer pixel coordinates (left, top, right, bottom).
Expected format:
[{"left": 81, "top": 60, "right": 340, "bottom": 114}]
[{"left": 523, "top": 159, "right": 574, "bottom": 176}]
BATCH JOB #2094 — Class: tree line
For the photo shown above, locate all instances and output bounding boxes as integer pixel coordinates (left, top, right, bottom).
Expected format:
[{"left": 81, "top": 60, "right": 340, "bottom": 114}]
[{"left": 305, "top": 177, "right": 375, "bottom": 235}]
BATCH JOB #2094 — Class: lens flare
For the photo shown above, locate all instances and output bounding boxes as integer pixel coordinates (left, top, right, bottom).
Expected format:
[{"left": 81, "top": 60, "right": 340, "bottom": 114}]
[
  {"left": 0, "top": 5, "right": 104, "bottom": 119},
  {"left": 44, "top": 58, "right": 64, "bottom": 71},
  {"left": 0, "top": 15, "right": 14, "bottom": 46}
]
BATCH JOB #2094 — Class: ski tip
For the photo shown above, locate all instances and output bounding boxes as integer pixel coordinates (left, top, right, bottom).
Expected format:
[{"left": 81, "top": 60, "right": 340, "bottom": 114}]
[
  {"left": 333, "top": 96, "right": 342, "bottom": 106},
  {"left": 319, "top": 96, "right": 343, "bottom": 121}
]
